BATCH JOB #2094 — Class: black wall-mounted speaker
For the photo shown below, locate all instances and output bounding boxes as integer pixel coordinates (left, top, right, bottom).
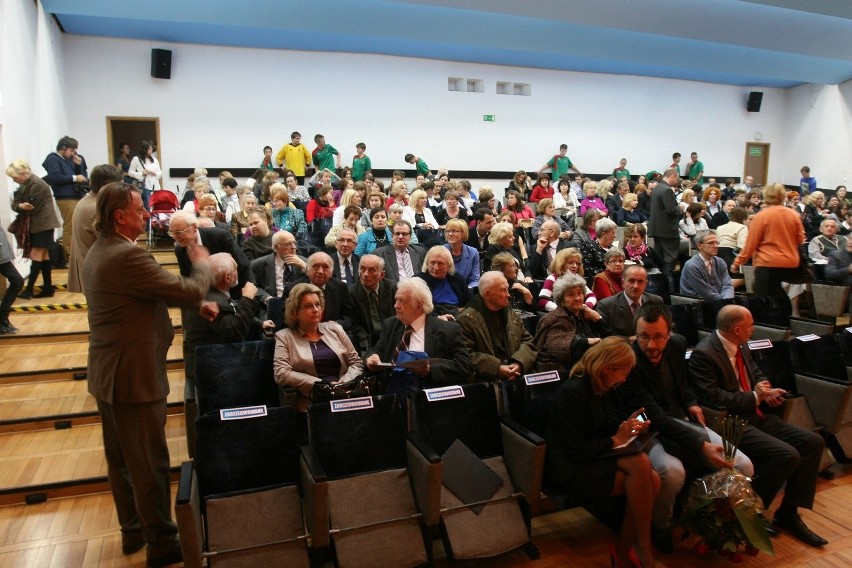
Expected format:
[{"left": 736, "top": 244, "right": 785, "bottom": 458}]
[
  {"left": 747, "top": 91, "right": 763, "bottom": 112},
  {"left": 151, "top": 49, "right": 172, "bottom": 79}
]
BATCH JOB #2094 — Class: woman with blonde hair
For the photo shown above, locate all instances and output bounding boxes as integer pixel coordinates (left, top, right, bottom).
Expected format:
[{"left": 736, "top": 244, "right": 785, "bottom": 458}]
[
  {"left": 546, "top": 336, "right": 658, "bottom": 568},
  {"left": 7, "top": 160, "right": 62, "bottom": 299},
  {"left": 537, "top": 247, "right": 596, "bottom": 311},
  {"left": 332, "top": 187, "right": 362, "bottom": 226},
  {"left": 484, "top": 221, "right": 532, "bottom": 283}
]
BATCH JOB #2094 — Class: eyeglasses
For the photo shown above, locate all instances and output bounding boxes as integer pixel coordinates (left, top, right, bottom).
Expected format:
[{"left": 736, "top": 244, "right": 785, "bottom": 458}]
[
  {"left": 336, "top": 238, "right": 356, "bottom": 243},
  {"left": 393, "top": 232, "right": 411, "bottom": 237},
  {"left": 277, "top": 241, "right": 297, "bottom": 249},
  {"left": 637, "top": 333, "right": 669, "bottom": 343},
  {"left": 168, "top": 227, "right": 193, "bottom": 237}
]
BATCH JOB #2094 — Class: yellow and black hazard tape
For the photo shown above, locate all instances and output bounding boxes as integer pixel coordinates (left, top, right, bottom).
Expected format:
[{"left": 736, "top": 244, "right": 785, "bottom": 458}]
[
  {"left": 32, "top": 284, "right": 68, "bottom": 292},
  {"left": 12, "top": 303, "right": 87, "bottom": 312}
]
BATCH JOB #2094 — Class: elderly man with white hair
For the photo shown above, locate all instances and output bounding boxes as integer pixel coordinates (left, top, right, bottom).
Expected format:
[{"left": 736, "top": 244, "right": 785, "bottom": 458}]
[
  {"left": 169, "top": 209, "right": 250, "bottom": 298},
  {"left": 283, "top": 251, "right": 356, "bottom": 333},
  {"left": 457, "top": 271, "right": 538, "bottom": 382},
  {"left": 366, "top": 277, "right": 473, "bottom": 397}
]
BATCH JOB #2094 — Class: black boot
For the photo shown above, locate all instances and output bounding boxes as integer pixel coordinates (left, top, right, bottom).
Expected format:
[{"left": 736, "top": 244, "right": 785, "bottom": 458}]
[
  {"left": 18, "top": 260, "right": 40, "bottom": 299},
  {"left": 33, "top": 261, "right": 54, "bottom": 298}
]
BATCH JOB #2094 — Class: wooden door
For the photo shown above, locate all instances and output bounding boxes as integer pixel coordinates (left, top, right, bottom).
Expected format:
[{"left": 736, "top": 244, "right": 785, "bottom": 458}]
[
  {"left": 106, "top": 117, "right": 161, "bottom": 185},
  {"left": 743, "top": 142, "right": 769, "bottom": 186}
]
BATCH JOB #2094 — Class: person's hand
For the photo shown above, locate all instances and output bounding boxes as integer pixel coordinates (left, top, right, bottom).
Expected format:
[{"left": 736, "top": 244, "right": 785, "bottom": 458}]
[
  {"left": 587, "top": 337, "right": 601, "bottom": 346},
  {"left": 437, "top": 314, "right": 455, "bottom": 322},
  {"left": 582, "top": 305, "right": 602, "bottom": 322},
  {"left": 199, "top": 301, "right": 219, "bottom": 322},
  {"left": 72, "top": 155, "right": 83, "bottom": 166},
  {"left": 523, "top": 276, "right": 534, "bottom": 284},
  {"left": 261, "top": 320, "right": 275, "bottom": 331},
  {"left": 75, "top": 175, "right": 87, "bottom": 183},
  {"left": 366, "top": 354, "right": 383, "bottom": 371},
  {"left": 512, "top": 282, "right": 532, "bottom": 303},
  {"left": 241, "top": 281, "right": 257, "bottom": 299},
  {"left": 613, "top": 408, "right": 649, "bottom": 446},
  {"left": 688, "top": 405, "right": 706, "bottom": 426},
  {"left": 754, "top": 380, "right": 773, "bottom": 401},
  {"left": 764, "top": 388, "right": 787, "bottom": 407},
  {"left": 730, "top": 263, "right": 740, "bottom": 274},
  {"left": 701, "top": 442, "right": 732, "bottom": 469},
  {"left": 187, "top": 244, "right": 210, "bottom": 265},
  {"left": 560, "top": 231, "right": 572, "bottom": 240},
  {"left": 536, "top": 237, "right": 548, "bottom": 253},
  {"left": 283, "top": 254, "right": 306, "bottom": 270},
  {"left": 497, "top": 363, "right": 522, "bottom": 380},
  {"left": 19, "top": 202, "right": 34, "bottom": 211}
]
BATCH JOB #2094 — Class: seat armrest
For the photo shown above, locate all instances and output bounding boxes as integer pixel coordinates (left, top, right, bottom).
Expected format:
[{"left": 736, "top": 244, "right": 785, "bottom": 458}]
[
  {"left": 501, "top": 416, "right": 545, "bottom": 446},
  {"left": 299, "top": 445, "right": 328, "bottom": 482},
  {"left": 176, "top": 461, "right": 194, "bottom": 506},
  {"left": 174, "top": 461, "right": 204, "bottom": 568},
  {"left": 406, "top": 436, "right": 442, "bottom": 528},
  {"left": 500, "top": 421, "right": 545, "bottom": 516}
]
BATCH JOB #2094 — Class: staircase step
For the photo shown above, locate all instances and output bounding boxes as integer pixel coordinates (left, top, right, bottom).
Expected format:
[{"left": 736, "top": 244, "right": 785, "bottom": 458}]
[
  {"left": 0, "top": 414, "right": 186, "bottom": 506},
  {"left": 1, "top": 309, "right": 183, "bottom": 345}
]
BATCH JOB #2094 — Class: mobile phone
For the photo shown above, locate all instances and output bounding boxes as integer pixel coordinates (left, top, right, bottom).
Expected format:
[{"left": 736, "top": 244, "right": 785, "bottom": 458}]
[{"left": 636, "top": 412, "right": 649, "bottom": 423}]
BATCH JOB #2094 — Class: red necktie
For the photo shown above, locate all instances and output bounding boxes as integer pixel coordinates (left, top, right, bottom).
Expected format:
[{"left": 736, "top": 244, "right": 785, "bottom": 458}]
[{"left": 736, "top": 347, "right": 764, "bottom": 418}]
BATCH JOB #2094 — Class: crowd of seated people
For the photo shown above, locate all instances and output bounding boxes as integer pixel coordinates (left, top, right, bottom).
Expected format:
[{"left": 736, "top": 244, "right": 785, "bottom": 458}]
[{"left": 143, "top": 160, "right": 852, "bottom": 564}]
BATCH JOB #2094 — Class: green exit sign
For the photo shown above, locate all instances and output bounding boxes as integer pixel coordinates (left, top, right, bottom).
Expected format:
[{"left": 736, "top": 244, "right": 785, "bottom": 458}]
[
  {"left": 749, "top": 147, "right": 762, "bottom": 156},
  {"left": 483, "top": 115, "right": 495, "bottom": 122}
]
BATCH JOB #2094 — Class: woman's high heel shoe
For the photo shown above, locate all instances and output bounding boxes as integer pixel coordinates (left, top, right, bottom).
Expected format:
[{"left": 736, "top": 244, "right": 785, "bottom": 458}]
[{"left": 609, "top": 543, "right": 641, "bottom": 568}]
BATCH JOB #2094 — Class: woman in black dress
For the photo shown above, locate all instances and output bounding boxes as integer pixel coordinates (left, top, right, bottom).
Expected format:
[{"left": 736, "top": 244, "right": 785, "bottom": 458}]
[{"left": 546, "top": 337, "right": 658, "bottom": 568}]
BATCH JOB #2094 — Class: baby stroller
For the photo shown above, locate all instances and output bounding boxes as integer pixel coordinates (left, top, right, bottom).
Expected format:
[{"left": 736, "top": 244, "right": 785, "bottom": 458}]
[{"left": 148, "top": 190, "right": 180, "bottom": 248}]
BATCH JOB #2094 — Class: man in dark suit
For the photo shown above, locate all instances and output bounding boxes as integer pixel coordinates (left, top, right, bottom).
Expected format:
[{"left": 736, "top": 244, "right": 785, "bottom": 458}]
[
  {"left": 689, "top": 305, "right": 827, "bottom": 547},
  {"left": 646, "top": 168, "right": 682, "bottom": 291},
  {"left": 466, "top": 207, "right": 495, "bottom": 254},
  {"left": 375, "top": 220, "right": 425, "bottom": 282},
  {"left": 365, "top": 277, "right": 474, "bottom": 395},
  {"left": 250, "top": 230, "right": 307, "bottom": 302},
  {"left": 605, "top": 180, "right": 629, "bottom": 221},
  {"left": 169, "top": 210, "right": 250, "bottom": 297},
  {"left": 708, "top": 199, "right": 735, "bottom": 229},
  {"left": 617, "top": 303, "right": 750, "bottom": 553},
  {"left": 83, "top": 183, "right": 213, "bottom": 567},
  {"left": 528, "top": 219, "right": 577, "bottom": 279},
  {"left": 331, "top": 227, "right": 360, "bottom": 285},
  {"left": 284, "top": 251, "right": 356, "bottom": 332},
  {"left": 349, "top": 254, "right": 397, "bottom": 348},
  {"left": 597, "top": 265, "right": 663, "bottom": 338}
]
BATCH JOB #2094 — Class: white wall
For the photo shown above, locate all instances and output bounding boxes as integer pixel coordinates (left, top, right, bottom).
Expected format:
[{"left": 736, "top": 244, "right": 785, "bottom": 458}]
[
  {"left": 57, "top": 35, "right": 800, "bottom": 191},
  {"left": 0, "top": 0, "right": 69, "bottom": 221}
]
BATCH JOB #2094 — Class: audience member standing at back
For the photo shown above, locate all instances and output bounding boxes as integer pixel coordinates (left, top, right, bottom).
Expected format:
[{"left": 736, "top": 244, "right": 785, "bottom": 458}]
[
  {"left": 647, "top": 168, "right": 682, "bottom": 291},
  {"left": 43, "top": 135, "right": 87, "bottom": 264},
  {"left": 275, "top": 131, "right": 312, "bottom": 184}
]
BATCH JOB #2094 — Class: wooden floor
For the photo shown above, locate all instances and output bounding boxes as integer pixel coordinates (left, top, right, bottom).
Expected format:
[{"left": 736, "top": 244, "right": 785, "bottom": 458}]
[{"left": 2, "top": 249, "right": 852, "bottom": 567}]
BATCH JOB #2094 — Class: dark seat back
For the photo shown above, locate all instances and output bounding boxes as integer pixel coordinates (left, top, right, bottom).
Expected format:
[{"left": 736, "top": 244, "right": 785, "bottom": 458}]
[
  {"left": 736, "top": 295, "right": 790, "bottom": 327},
  {"left": 195, "top": 406, "right": 299, "bottom": 498},
  {"left": 410, "top": 382, "right": 502, "bottom": 458},
  {"left": 195, "top": 340, "right": 279, "bottom": 415},
  {"left": 669, "top": 303, "right": 701, "bottom": 347},
  {"left": 750, "top": 340, "right": 796, "bottom": 393},
  {"left": 500, "top": 377, "right": 566, "bottom": 438},
  {"left": 791, "top": 334, "right": 849, "bottom": 383},
  {"left": 307, "top": 395, "right": 407, "bottom": 478}
]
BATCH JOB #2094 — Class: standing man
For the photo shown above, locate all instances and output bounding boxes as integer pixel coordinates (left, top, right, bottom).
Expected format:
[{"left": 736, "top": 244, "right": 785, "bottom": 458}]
[
  {"left": 679, "top": 230, "right": 735, "bottom": 301},
  {"left": 312, "top": 134, "right": 340, "bottom": 173},
  {"left": 647, "top": 168, "right": 682, "bottom": 291},
  {"left": 83, "top": 182, "right": 214, "bottom": 567},
  {"left": 375, "top": 220, "right": 424, "bottom": 282},
  {"left": 689, "top": 305, "right": 827, "bottom": 547},
  {"left": 43, "top": 135, "right": 88, "bottom": 264},
  {"left": 275, "top": 131, "right": 312, "bottom": 184},
  {"left": 612, "top": 158, "right": 631, "bottom": 181},
  {"left": 686, "top": 152, "right": 704, "bottom": 186},
  {"left": 539, "top": 144, "right": 581, "bottom": 180}
]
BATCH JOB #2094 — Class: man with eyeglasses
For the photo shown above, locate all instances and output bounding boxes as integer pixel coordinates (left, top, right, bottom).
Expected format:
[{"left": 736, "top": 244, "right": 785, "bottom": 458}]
[
  {"left": 251, "top": 230, "right": 307, "bottom": 303},
  {"left": 678, "top": 229, "right": 734, "bottom": 301},
  {"left": 332, "top": 228, "right": 360, "bottom": 285},
  {"left": 617, "top": 303, "right": 752, "bottom": 554},
  {"left": 169, "top": 210, "right": 250, "bottom": 298},
  {"left": 596, "top": 264, "right": 663, "bottom": 339},
  {"left": 690, "top": 305, "right": 827, "bottom": 547},
  {"left": 375, "top": 220, "right": 425, "bottom": 282},
  {"left": 283, "top": 252, "right": 356, "bottom": 333}
]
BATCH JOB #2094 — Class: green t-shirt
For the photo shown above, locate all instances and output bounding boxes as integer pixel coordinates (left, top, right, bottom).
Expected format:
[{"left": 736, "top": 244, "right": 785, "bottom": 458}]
[
  {"left": 313, "top": 144, "right": 338, "bottom": 172},
  {"left": 613, "top": 168, "right": 631, "bottom": 180},
  {"left": 547, "top": 155, "right": 573, "bottom": 179},
  {"left": 687, "top": 160, "right": 704, "bottom": 184},
  {"left": 415, "top": 158, "right": 430, "bottom": 176},
  {"left": 352, "top": 155, "right": 372, "bottom": 181}
]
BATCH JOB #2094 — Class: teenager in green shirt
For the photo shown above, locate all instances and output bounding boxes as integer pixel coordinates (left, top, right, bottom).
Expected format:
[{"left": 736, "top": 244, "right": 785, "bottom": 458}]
[
  {"left": 312, "top": 134, "right": 340, "bottom": 172},
  {"left": 539, "top": 144, "right": 581, "bottom": 180},
  {"left": 404, "top": 153, "right": 431, "bottom": 177},
  {"left": 352, "top": 142, "right": 372, "bottom": 181}
]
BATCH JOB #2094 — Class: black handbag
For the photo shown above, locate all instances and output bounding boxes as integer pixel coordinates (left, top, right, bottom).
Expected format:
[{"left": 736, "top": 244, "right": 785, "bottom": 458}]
[
  {"left": 784, "top": 244, "right": 813, "bottom": 285},
  {"left": 310, "top": 376, "right": 376, "bottom": 404}
]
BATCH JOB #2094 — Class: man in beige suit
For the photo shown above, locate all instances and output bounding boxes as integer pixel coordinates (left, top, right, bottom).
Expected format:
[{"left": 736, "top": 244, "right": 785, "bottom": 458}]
[{"left": 83, "top": 182, "right": 213, "bottom": 567}]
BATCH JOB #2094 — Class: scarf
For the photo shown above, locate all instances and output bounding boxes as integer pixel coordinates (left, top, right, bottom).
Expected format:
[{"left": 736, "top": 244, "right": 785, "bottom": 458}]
[{"left": 625, "top": 242, "right": 648, "bottom": 262}]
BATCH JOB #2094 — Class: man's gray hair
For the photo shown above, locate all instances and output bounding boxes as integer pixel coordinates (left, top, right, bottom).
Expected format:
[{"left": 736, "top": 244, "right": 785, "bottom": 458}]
[
  {"left": 398, "top": 277, "right": 433, "bottom": 314},
  {"left": 272, "top": 229, "right": 295, "bottom": 246},
  {"left": 169, "top": 210, "right": 198, "bottom": 228},
  {"left": 695, "top": 229, "right": 716, "bottom": 246},
  {"left": 361, "top": 253, "right": 385, "bottom": 270},
  {"left": 478, "top": 270, "right": 507, "bottom": 295},
  {"left": 208, "top": 252, "right": 237, "bottom": 282},
  {"left": 306, "top": 251, "right": 333, "bottom": 271},
  {"left": 422, "top": 245, "right": 456, "bottom": 274}
]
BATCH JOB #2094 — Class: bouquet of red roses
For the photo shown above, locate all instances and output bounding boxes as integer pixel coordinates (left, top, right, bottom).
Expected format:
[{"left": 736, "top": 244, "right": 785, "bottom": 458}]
[{"left": 680, "top": 416, "right": 774, "bottom": 562}]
